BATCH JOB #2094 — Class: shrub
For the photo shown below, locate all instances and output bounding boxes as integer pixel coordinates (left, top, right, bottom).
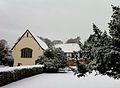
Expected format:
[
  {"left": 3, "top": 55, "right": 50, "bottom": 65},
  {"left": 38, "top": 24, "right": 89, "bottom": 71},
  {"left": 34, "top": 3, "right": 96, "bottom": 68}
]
[
  {"left": 0, "top": 65, "right": 43, "bottom": 87},
  {"left": 36, "top": 48, "right": 68, "bottom": 73}
]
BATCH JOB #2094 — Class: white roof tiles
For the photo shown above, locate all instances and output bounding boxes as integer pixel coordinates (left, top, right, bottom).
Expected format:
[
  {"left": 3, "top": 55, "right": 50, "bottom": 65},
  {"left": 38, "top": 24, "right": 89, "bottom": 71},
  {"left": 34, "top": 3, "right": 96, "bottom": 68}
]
[{"left": 55, "top": 43, "right": 80, "bottom": 52}]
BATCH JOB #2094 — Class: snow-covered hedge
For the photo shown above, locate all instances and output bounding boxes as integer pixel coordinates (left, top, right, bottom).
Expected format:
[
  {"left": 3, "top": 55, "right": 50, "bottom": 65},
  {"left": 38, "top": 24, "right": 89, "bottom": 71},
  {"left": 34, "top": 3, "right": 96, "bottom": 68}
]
[{"left": 0, "top": 65, "right": 43, "bottom": 87}]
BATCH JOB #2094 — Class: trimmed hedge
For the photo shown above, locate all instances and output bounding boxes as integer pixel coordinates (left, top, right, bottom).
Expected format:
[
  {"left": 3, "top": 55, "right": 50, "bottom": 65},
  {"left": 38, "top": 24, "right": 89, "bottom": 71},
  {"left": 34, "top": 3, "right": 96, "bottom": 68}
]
[{"left": 0, "top": 65, "right": 43, "bottom": 87}]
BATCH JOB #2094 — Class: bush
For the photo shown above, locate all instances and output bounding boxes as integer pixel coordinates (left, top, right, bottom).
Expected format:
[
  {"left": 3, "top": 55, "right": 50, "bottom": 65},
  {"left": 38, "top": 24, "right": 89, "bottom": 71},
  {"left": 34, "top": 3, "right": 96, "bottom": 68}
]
[
  {"left": 0, "top": 65, "right": 43, "bottom": 87},
  {"left": 36, "top": 48, "right": 68, "bottom": 73}
]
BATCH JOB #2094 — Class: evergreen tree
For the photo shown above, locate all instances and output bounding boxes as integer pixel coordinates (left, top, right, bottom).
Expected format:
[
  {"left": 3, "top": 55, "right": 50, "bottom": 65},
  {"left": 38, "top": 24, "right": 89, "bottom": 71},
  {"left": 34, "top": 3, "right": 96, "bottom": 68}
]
[
  {"left": 109, "top": 5, "right": 120, "bottom": 40},
  {"left": 77, "top": 24, "right": 113, "bottom": 78},
  {"left": 108, "top": 5, "right": 120, "bottom": 48},
  {"left": 106, "top": 5, "right": 120, "bottom": 78},
  {"left": 77, "top": 5, "right": 120, "bottom": 79}
]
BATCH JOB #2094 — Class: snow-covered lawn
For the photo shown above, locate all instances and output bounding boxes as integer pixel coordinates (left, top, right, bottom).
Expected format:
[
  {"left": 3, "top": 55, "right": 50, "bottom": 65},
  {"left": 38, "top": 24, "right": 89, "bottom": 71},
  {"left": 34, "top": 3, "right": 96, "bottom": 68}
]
[{"left": 2, "top": 71, "right": 120, "bottom": 88}]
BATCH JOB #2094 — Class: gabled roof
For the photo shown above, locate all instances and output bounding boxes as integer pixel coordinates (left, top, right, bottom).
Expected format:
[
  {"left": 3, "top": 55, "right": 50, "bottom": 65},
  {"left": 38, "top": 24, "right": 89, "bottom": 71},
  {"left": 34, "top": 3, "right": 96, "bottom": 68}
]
[
  {"left": 11, "top": 29, "right": 48, "bottom": 50},
  {"left": 55, "top": 43, "right": 80, "bottom": 53}
]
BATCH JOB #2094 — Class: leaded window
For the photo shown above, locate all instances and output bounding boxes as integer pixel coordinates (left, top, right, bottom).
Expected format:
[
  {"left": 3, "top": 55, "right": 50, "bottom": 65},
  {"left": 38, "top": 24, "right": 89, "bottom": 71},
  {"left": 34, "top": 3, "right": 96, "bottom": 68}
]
[{"left": 21, "top": 48, "right": 33, "bottom": 58}]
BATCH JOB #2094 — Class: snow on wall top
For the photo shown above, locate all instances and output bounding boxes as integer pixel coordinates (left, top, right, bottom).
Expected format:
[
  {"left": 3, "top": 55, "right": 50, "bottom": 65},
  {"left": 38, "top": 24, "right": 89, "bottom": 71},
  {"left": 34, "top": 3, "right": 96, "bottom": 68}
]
[
  {"left": 0, "top": 65, "right": 44, "bottom": 72},
  {"left": 55, "top": 43, "right": 80, "bottom": 52}
]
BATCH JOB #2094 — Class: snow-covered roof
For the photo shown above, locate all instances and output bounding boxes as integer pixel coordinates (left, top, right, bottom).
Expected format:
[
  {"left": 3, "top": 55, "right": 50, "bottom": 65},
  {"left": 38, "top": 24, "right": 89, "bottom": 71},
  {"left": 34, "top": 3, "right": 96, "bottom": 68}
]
[
  {"left": 55, "top": 43, "right": 80, "bottom": 52},
  {"left": 32, "top": 33, "right": 48, "bottom": 50},
  {"left": 11, "top": 30, "right": 48, "bottom": 50}
]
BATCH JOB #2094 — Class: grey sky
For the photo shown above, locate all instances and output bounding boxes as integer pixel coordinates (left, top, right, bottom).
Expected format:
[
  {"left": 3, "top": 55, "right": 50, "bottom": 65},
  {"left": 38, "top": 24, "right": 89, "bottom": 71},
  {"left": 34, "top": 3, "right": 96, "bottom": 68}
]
[{"left": 0, "top": 0, "right": 120, "bottom": 47}]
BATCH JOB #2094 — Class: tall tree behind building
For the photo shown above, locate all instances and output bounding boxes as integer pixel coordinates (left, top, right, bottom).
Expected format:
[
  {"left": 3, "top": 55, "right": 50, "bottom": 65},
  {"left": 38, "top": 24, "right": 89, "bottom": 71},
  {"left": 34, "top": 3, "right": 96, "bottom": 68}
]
[
  {"left": 0, "top": 39, "right": 14, "bottom": 66},
  {"left": 37, "top": 36, "right": 53, "bottom": 48}
]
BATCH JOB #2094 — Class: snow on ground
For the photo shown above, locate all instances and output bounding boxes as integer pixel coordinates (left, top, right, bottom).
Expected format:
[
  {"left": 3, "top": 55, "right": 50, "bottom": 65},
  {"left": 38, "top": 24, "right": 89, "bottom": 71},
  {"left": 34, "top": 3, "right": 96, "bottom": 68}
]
[{"left": 2, "top": 71, "right": 120, "bottom": 88}]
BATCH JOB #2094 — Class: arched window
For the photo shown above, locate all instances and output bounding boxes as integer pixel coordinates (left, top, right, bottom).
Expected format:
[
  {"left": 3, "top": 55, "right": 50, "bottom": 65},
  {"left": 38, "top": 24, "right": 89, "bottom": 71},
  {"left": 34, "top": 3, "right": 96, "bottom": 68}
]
[{"left": 21, "top": 48, "right": 33, "bottom": 58}]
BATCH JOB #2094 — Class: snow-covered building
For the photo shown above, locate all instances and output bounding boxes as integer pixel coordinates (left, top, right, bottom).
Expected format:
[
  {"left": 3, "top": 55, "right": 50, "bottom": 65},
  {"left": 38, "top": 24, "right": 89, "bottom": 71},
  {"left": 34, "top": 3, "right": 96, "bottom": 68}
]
[
  {"left": 11, "top": 29, "right": 48, "bottom": 66},
  {"left": 55, "top": 43, "right": 81, "bottom": 66}
]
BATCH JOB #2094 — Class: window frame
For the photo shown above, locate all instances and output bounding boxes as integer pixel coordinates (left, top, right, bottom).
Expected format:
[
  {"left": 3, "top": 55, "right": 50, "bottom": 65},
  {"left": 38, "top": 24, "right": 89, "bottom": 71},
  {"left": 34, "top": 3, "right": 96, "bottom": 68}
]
[{"left": 21, "top": 48, "right": 33, "bottom": 58}]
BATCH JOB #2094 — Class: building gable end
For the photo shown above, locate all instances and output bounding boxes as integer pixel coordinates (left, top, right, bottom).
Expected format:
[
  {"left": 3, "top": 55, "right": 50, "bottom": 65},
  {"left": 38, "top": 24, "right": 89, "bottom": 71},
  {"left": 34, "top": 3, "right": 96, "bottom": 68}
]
[{"left": 11, "top": 29, "right": 45, "bottom": 50}]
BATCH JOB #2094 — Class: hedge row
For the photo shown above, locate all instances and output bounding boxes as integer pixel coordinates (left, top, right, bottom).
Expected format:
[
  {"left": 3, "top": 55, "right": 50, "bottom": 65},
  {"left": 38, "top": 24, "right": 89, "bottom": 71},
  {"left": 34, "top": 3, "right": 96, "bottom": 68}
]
[{"left": 0, "top": 65, "right": 43, "bottom": 87}]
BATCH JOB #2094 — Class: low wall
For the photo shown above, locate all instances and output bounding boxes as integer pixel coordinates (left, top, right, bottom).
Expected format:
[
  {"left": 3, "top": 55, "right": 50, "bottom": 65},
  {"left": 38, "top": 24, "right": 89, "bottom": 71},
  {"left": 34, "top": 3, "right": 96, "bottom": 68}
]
[{"left": 0, "top": 65, "right": 43, "bottom": 87}]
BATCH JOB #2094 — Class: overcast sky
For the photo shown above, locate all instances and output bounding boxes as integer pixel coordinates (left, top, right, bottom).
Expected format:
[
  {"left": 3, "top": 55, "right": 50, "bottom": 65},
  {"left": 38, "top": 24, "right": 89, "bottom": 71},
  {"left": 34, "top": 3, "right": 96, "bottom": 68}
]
[{"left": 0, "top": 0, "right": 120, "bottom": 47}]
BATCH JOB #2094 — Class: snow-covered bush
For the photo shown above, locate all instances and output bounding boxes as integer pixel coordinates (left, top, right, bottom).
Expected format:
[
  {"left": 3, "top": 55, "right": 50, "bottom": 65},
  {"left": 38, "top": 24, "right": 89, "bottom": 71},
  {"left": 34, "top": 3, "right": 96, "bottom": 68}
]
[
  {"left": 0, "top": 39, "right": 14, "bottom": 67},
  {"left": 0, "top": 65, "right": 43, "bottom": 87},
  {"left": 36, "top": 48, "right": 68, "bottom": 73}
]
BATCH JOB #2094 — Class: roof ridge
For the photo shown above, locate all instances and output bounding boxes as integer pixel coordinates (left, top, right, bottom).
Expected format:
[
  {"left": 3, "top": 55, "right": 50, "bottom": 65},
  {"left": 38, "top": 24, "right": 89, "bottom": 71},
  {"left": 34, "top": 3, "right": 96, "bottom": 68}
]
[{"left": 11, "top": 29, "right": 48, "bottom": 50}]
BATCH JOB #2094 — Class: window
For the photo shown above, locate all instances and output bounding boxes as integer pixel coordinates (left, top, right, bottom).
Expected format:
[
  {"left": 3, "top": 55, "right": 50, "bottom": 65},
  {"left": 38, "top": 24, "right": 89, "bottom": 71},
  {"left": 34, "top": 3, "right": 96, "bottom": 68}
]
[{"left": 21, "top": 48, "right": 33, "bottom": 58}]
